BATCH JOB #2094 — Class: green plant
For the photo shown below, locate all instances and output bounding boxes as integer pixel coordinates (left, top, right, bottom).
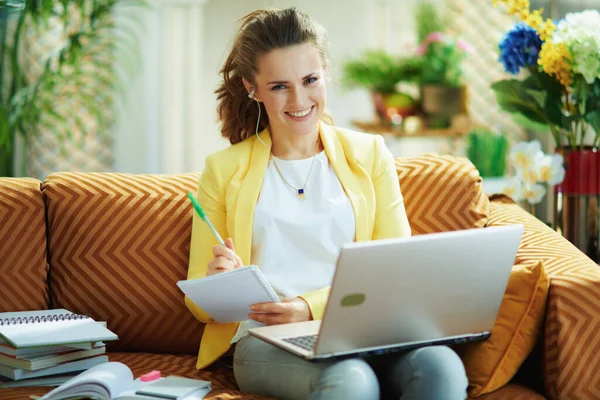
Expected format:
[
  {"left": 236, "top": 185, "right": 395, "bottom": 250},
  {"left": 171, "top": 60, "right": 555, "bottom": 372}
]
[
  {"left": 0, "top": 0, "right": 145, "bottom": 177},
  {"left": 417, "top": 32, "right": 473, "bottom": 87},
  {"left": 415, "top": 1, "right": 444, "bottom": 44},
  {"left": 467, "top": 128, "right": 508, "bottom": 178},
  {"left": 341, "top": 50, "right": 422, "bottom": 94}
]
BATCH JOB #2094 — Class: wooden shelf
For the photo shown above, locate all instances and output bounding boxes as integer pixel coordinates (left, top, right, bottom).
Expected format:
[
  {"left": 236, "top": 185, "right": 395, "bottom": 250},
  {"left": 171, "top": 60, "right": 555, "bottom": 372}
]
[{"left": 351, "top": 115, "right": 471, "bottom": 138}]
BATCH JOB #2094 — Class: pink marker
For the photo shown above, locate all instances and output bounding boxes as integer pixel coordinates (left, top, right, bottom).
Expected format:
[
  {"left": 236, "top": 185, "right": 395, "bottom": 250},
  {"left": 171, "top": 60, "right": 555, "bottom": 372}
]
[{"left": 140, "top": 370, "right": 161, "bottom": 382}]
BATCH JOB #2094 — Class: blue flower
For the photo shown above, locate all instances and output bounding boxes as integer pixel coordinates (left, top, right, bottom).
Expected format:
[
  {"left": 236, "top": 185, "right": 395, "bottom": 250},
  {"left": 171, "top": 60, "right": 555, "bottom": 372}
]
[{"left": 499, "top": 23, "right": 543, "bottom": 75}]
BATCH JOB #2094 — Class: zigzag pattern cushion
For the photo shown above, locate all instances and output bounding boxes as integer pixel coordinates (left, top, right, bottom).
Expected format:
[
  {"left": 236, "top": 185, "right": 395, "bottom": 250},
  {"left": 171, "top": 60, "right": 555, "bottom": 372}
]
[
  {"left": 487, "top": 195, "right": 600, "bottom": 399},
  {"left": 395, "top": 153, "right": 490, "bottom": 234},
  {"left": 0, "top": 178, "right": 49, "bottom": 312},
  {"left": 42, "top": 172, "right": 204, "bottom": 355},
  {"left": 0, "top": 352, "right": 271, "bottom": 399}
]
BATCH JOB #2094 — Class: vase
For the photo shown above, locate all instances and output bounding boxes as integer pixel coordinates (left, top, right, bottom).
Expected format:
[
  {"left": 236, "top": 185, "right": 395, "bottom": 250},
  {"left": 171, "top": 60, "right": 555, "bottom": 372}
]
[
  {"left": 419, "top": 85, "right": 467, "bottom": 129},
  {"left": 553, "top": 147, "right": 600, "bottom": 263}
]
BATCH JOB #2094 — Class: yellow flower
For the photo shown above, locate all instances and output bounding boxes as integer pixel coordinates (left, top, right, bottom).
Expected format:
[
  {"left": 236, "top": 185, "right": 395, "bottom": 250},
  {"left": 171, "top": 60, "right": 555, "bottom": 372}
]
[
  {"left": 525, "top": 9, "right": 544, "bottom": 29},
  {"left": 537, "top": 18, "right": 556, "bottom": 41},
  {"left": 507, "top": 0, "right": 531, "bottom": 19},
  {"left": 539, "top": 41, "right": 573, "bottom": 86}
]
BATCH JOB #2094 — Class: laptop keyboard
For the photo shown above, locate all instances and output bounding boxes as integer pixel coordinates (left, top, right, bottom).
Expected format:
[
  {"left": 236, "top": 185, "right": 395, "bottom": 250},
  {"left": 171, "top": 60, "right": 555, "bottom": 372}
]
[{"left": 283, "top": 334, "right": 317, "bottom": 351}]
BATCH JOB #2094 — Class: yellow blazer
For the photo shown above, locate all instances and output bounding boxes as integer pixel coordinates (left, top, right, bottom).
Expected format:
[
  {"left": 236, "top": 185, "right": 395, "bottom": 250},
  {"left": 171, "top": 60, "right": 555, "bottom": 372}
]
[{"left": 186, "top": 121, "right": 411, "bottom": 369}]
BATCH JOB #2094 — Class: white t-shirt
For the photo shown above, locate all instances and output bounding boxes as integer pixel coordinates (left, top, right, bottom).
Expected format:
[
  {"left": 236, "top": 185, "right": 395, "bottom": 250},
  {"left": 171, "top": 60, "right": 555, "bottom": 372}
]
[{"left": 230, "top": 151, "right": 355, "bottom": 343}]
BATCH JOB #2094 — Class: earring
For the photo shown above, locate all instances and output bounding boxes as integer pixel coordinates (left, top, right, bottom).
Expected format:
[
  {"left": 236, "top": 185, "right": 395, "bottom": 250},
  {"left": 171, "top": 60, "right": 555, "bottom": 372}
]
[{"left": 248, "top": 88, "right": 255, "bottom": 99}]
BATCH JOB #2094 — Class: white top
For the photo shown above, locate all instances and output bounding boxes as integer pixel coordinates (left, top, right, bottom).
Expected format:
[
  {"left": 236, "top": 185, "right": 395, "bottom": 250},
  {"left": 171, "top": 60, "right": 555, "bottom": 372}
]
[{"left": 230, "top": 151, "right": 355, "bottom": 343}]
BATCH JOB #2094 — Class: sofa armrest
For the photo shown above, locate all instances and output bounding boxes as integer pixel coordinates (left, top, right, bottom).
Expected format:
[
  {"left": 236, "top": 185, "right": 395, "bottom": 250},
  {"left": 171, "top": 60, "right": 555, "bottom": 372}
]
[{"left": 487, "top": 195, "right": 600, "bottom": 399}]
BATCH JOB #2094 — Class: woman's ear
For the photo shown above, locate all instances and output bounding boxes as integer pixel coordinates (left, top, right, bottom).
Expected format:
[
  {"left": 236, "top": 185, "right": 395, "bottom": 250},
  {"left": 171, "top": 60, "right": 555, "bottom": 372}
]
[{"left": 242, "top": 77, "right": 254, "bottom": 97}]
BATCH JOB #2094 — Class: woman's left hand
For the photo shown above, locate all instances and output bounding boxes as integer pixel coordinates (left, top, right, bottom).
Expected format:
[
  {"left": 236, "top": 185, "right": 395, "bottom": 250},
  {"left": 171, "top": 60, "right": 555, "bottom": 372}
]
[{"left": 249, "top": 297, "right": 312, "bottom": 325}]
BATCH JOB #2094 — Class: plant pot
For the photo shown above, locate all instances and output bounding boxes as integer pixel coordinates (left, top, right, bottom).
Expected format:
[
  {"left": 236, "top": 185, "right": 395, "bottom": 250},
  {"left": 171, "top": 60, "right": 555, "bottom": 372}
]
[
  {"left": 553, "top": 147, "right": 600, "bottom": 262},
  {"left": 371, "top": 92, "right": 418, "bottom": 125},
  {"left": 419, "top": 85, "right": 467, "bottom": 128}
]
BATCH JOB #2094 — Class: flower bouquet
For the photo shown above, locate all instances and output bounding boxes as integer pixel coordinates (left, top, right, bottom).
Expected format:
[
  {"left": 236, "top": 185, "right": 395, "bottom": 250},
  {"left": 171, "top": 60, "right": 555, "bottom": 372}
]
[{"left": 491, "top": 0, "right": 600, "bottom": 150}]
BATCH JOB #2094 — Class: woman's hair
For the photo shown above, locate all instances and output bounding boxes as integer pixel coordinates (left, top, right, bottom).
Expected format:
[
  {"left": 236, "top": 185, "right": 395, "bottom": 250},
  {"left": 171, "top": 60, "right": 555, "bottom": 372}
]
[{"left": 215, "top": 8, "right": 332, "bottom": 145}]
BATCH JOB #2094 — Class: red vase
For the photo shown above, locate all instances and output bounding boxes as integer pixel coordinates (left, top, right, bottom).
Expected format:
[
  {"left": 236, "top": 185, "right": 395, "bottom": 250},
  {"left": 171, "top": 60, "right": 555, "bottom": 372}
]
[{"left": 554, "top": 147, "right": 600, "bottom": 262}]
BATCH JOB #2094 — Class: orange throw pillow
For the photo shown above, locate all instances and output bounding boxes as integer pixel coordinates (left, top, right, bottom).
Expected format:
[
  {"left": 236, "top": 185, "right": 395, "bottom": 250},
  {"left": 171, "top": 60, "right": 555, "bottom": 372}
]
[{"left": 457, "top": 260, "right": 548, "bottom": 397}]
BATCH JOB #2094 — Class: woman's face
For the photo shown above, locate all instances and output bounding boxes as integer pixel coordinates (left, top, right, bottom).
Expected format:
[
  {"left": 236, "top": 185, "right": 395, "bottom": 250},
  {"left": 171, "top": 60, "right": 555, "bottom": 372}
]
[{"left": 249, "top": 43, "right": 327, "bottom": 139}]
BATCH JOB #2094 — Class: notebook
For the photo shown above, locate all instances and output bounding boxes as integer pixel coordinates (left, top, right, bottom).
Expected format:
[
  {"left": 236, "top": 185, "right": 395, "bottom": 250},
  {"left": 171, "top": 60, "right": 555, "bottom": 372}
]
[
  {"left": 0, "top": 309, "right": 118, "bottom": 348},
  {"left": 0, "top": 341, "right": 102, "bottom": 358},
  {"left": 38, "top": 362, "right": 211, "bottom": 400},
  {"left": 0, "top": 345, "right": 106, "bottom": 370},
  {"left": 0, "top": 355, "right": 109, "bottom": 380},
  {"left": 177, "top": 265, "right": 280, "bottom": 323}
]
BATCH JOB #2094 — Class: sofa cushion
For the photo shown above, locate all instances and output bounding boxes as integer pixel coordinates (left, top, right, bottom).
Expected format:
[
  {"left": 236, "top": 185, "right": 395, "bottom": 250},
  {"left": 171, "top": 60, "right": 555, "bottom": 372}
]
[
  {"left": 0, "top": 352, "right": 271, "bottom": 399},
  {"left": 395, "top": 154, "right": 490, "bottom": 235},
  {"left": 457, "top": 259, "right": 549, "bottom": 397},
  {"left": 42, "top": 172, "right": 204, "bottom": 355},
  {"left": 488, "top": 194, "right": 600, "bottom": 399},
  {"left": 0, "top": 178, "right": 49, "bottom": 312},
  {"left": 467, "top": 383, "right": 545, "bottom": 400}
]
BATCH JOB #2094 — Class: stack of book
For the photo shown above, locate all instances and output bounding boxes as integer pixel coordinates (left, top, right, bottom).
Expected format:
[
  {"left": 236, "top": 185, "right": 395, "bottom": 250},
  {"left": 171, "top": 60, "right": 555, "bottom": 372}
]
[{"left": 0, "top": 309, "right": 118, "bottom": 388}]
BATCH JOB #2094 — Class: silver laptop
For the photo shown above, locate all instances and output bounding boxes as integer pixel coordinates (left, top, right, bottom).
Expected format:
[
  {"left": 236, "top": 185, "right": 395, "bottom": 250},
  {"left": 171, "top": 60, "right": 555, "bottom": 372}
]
[{"left": 249, "top": 224, "right": 524, "bottom": 361}]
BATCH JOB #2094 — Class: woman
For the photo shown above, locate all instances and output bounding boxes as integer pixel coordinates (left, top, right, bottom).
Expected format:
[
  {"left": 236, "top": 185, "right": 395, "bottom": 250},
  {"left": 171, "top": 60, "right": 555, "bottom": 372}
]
[{"left": 185, "top": 7, "right": 468, "bottom": 400}]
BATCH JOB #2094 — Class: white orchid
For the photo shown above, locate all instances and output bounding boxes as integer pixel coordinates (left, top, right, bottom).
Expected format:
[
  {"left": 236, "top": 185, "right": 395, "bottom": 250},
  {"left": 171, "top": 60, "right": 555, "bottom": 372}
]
[
  {"left": 538, "top": 154, "right": 565, "bottom": 185},
  {"left": 522, "top": 184, "right": 547, "bottom": 205},
  {"left": 510, "top": 140, "right": 544, "bottom": 171},
  {"left": 502, "top": 176, "right": 525, "bottom": 202},
  {"left": 503, "top": 140, "right": 566, "bottom": 206}
]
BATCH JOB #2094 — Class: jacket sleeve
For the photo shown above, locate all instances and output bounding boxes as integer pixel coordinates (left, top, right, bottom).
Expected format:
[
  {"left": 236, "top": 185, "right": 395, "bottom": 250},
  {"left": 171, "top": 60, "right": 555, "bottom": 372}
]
[
  {"left": 371, "top": 134, "right": 411, "bottom": 239},
  {"left": 299, "top": 135, "right": 411, "bottom": 320},
  {"left": 185, "top": 155, "right": 227, "bottom": 324}
]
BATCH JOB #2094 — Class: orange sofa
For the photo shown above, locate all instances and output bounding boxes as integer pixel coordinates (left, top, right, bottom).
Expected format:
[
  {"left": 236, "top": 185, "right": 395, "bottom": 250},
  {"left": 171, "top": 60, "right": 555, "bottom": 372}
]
[{"left": 1, "top": 154, "right": 599, "bottom": 400}]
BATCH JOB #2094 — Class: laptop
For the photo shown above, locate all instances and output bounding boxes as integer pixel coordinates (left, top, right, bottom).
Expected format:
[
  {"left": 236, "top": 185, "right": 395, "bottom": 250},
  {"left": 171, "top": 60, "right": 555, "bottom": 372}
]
[{"left": 249, "top": 224, "right": 524, "bottom": 361}]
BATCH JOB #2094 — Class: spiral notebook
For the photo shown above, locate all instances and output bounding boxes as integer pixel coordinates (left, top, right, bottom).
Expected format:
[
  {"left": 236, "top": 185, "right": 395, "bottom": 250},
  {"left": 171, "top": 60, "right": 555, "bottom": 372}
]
[
  {"left": 0, "top": 309, "right": 118, "bottom": 348},
  {"left": 177, "top": 265, "right": 280, "bottom": 323}
]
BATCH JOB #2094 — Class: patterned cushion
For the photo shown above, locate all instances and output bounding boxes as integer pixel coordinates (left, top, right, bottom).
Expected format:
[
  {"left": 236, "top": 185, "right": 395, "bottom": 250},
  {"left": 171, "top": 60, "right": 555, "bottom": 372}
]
[
  {"left": 0, "top": 178, "right": 49, "bottom": 312},
  {"left": 468, "top": 383, "right": 546, "bottom": 400},
  {"left": 488, "top": 195, "right": 600, "bottom": 399},
  {"left": 0, "top": 352, "right": 271, "bottom": 400},
  {"left": 458, "top": 260, "right": 548, "bottom": 397},
  {"left": 42, "top": 172, "right": 204, "bottom": 355},
  {"left": 395, "top": 154, "right": 490, "bottom": 235}
]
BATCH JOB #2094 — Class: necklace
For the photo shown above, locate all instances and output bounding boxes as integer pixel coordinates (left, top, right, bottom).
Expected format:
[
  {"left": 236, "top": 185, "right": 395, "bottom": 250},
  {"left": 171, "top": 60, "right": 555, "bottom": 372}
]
[{"left": 270, "top": 139, "right": 320, "bottom": 200}]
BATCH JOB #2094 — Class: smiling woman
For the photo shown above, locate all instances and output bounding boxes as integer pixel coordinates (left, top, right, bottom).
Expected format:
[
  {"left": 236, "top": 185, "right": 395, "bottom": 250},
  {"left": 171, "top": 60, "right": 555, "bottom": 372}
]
[{"left": 184, "top": 7, "right": 466, "bottom": 400}]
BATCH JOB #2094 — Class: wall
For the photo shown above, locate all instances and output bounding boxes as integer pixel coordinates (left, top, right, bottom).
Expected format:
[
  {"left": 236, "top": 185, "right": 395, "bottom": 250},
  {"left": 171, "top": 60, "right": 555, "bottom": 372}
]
[{"left": 112, "top": 0, "right": 428, "bottom": 174}]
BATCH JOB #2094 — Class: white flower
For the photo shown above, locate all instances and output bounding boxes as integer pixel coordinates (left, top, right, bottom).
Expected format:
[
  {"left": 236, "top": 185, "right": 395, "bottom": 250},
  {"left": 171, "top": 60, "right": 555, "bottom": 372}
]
[
  {"left": 502, "top": 176, "right": 525, "bottom": 202},
  {"left": 523, "top": 183, "right": 547, "bottom": 205},
  {"left": 511, "top": 140, "right": 544, "bottom": 186},
  {"left": 538, "top": 154, "right": 565, "bottom": 185},
  {"left": 520, "top": 168, "right": 540, "bottom": 185},
  {"left": 553, "top": 10, "right": 600, "bottom": 84}
]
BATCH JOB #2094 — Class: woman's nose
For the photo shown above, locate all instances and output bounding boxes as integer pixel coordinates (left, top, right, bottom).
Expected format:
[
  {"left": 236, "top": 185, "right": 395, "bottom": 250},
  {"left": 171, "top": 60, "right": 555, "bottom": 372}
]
[{"left": 289, "top": 86, "right": 308, "bottom": 107}]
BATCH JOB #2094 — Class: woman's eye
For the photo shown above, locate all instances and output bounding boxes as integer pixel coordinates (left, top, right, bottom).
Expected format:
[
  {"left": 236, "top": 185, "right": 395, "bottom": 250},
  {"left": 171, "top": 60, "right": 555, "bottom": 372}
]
[
  {"left": 305, "top": 77, "right": 318, "bottom": 84},
  {"left": 271, "top": 85, "right": 286, "bottom": 91}
]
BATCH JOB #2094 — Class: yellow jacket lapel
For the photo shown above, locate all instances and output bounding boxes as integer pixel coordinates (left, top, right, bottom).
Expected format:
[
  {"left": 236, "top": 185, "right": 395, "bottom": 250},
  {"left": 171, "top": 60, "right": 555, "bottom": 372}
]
[
  {"left": 233, "top": 130, "right": 271, "bottom": 265},
  {"left": 319, "top": 122, "right": 369, "bottom": 242}
]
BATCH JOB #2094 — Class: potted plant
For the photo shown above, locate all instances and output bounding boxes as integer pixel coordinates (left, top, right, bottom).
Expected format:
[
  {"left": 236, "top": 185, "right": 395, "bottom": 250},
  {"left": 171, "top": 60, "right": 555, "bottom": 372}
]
[
  {"left": 342, "top": 50, "right": 422, "bottom": 125},
  {"left": 490, "top": 0, "right": 600, "bottom": 261},
  {"left": 0, "top": 0, "right": 144, "bottom": 177},
  {"left": 414, "top": 2, "right": 474, "bottom": 129}
]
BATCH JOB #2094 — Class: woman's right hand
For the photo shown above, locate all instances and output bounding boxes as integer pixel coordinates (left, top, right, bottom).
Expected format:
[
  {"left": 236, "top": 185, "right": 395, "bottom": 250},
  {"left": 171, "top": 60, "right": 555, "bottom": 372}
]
[{"left": 206, "top": 238, "right": 243, "bottom": 276}]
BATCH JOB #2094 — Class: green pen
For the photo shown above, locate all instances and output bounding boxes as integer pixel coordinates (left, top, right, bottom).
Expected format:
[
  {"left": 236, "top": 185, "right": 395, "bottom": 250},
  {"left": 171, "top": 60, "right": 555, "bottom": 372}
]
[{"left": 187, "top": 192, "right": 225, "bottom": 246}]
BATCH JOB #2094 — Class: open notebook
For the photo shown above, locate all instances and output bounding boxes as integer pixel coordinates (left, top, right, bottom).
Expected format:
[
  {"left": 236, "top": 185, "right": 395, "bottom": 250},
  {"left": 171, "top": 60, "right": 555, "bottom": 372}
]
[
  {"left": 38, "top": 362, "right": 211, "bottom": 400},
  {"left": 177, "top": 265, "right": 279, "bottom": 323},
  {"left": 0, "top": 309, "right": 118, "bottom": 348}
]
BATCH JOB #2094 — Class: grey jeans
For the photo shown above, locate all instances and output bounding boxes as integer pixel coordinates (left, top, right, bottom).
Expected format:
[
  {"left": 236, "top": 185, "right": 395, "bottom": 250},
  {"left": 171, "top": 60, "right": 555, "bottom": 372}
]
[{"left": 233, "top": 335, "right": 468, "bottom": 400}]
